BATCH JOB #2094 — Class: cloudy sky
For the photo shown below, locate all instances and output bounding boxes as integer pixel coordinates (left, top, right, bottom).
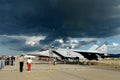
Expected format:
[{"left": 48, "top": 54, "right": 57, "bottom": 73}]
[{"left": 0, "top": 0, "right": 120, "bottom": 55}]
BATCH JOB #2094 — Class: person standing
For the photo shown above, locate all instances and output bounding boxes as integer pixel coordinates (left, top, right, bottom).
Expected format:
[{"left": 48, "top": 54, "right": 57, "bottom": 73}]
[
  {"left": 27, "top": 57, "right": 32, "bottom": 72},
  {"left": 18, "top": 55, "right": 24, "bottom": 72},
  {"left": 53, "top": 58, "right": 57, "bottom": 65}
]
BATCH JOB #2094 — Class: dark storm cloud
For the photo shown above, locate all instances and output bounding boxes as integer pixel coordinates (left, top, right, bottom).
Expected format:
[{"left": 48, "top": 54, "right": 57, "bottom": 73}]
[{"left": 0, "top": 0, "right": 120, "bottom": 38}]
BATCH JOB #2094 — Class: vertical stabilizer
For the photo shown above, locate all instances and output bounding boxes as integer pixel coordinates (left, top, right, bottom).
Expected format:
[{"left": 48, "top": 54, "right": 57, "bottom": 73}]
[{"left": 95, "top": 42, "right": 108, "bottom": 54}]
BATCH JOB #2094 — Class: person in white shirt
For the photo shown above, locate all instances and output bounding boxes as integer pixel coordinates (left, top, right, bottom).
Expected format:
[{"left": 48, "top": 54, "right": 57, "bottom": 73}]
[
  {"left": 18, "top": 55, "right": 24, "bottom": 72},
  {"left": 27, "top": 57, "right": 32, "bottom": 72}
]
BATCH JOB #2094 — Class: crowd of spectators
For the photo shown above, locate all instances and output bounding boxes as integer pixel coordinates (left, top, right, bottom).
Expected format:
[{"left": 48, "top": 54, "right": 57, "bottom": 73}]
[{"left": 0, "top": 56, "right": 15, "bottom": 66}]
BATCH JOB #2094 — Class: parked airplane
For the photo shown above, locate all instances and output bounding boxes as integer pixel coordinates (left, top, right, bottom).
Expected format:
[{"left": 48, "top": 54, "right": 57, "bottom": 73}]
[
  {"left": 74, "top": 42, "right": 108, "bottom": 60},
  {"left": 25, "top": 42, "right": 107, "bottom": 61}
]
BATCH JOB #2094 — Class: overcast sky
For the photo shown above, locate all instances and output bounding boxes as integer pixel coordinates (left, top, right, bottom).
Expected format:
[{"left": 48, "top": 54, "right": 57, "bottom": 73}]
[{"left": 0, "top": 0, "right": 120, "bottom": 55}]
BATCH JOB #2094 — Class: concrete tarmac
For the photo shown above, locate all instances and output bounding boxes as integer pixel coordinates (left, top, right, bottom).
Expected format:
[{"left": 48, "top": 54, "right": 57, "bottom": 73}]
[{"left": 0, "top": 61, "right": 120, "bottom": 80}]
